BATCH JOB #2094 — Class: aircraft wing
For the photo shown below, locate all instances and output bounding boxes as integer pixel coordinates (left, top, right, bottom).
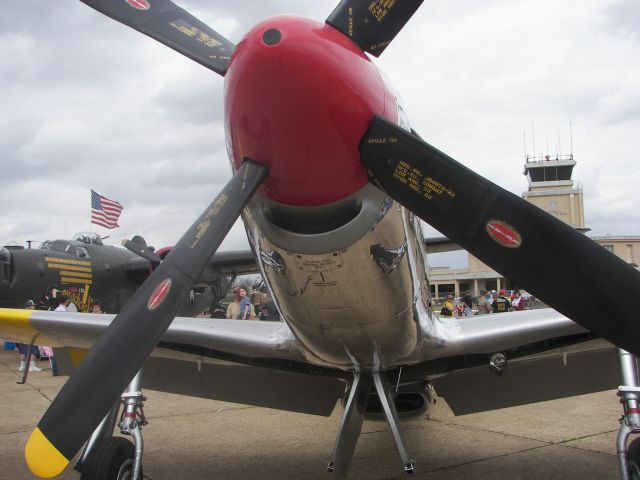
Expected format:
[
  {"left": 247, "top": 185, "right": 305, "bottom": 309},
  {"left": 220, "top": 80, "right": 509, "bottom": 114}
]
[
  {"left": 401, "top": 309, "right": 618, "bottom": 416},
  {"left": 201, "top": 249, "right": 259, "bottom": 279},
  {"left": 4, "top": 308, "right": 587, "bottom": 365},
  {"left": 157, "top": 248, "right": 258, "bottom": 283},
  {"left": 424, "top": 236, "right": 461, "bottom": 253},
  {"left": 429, "top": 308, "right": 590, "bottom": 359},
  {"left": 0, "top": 307, "right": 613, "bottom": 417},
  {"left": 430, "top": 339, "right": 619, "bottom": 415},
  {"left": 0, "top": 308, "right": 345, "bottom": 416}
]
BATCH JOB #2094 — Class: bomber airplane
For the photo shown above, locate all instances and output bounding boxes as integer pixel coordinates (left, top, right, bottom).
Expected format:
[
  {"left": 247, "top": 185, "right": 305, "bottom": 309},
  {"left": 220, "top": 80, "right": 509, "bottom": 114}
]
[
  {"left": 0, "top": 232, "right": 256, "bottom": 317},
  {"left": 0, "top": 233, "right": 153, "bottom": 314},
  {"left": 1, "top": 1, "right": 639, "bottom": 479}
]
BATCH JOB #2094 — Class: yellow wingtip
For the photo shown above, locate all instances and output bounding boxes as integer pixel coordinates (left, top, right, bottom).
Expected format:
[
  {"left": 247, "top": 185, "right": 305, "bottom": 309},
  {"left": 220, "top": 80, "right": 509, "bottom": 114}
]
[
  {"left": 0, "top": 307, "right": 39, "bottom": 341},
  {"left": 25, "top": 427, "right": 69, "bottom": 478}
]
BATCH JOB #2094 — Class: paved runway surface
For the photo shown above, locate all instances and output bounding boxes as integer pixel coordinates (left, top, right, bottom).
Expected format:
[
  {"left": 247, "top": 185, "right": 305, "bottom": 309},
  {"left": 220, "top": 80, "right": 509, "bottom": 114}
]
[{"left": 0, "top": 347, "right": 625, "bottom": 479}]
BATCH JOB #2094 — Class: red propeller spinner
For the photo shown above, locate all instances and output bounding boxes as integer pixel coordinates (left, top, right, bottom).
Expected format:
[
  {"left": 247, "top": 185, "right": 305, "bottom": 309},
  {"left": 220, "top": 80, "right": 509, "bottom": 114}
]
[{"left": 224, "top": 16, "right": 398, "bottom": 207}]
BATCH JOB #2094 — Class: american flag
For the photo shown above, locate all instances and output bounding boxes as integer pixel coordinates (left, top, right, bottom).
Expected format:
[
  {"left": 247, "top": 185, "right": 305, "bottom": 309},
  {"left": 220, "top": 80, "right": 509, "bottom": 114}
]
[{"left": 91, "top": 190, "right": 123, "bottom": 229}]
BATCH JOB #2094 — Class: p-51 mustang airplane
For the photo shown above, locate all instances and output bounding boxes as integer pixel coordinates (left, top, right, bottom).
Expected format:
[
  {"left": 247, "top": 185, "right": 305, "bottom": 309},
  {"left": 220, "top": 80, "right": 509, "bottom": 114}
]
[{"left": 1, "top": 0, "right": 640, "bottom": 479}]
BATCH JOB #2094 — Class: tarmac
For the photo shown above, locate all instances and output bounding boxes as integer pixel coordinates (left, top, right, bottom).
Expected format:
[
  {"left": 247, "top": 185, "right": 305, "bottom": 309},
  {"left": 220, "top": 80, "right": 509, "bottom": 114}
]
[{"left": 0, "top": 347, "right": 626, "bottom": 480}]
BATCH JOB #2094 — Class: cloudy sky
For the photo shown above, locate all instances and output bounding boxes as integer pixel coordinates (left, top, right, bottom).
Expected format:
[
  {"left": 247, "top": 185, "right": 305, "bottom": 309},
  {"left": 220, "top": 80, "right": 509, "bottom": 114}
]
[{"left": 1, "top": 0, "right": 638, "bottom": 260}]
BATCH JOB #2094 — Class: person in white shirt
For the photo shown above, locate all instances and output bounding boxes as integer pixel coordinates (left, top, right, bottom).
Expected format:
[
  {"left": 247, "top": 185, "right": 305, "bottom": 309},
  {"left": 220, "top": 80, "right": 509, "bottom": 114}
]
[
  {"left": 54, "top": 296, "right": 70, "bottom": 312},
  {"left": 48, "top": 296, "right": 70, "bottom": 376}
]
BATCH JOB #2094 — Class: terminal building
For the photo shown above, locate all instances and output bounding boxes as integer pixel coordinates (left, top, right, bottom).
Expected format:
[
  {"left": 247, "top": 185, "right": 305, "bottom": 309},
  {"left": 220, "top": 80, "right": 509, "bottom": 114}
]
[{"left": 429, "top": 154, "right": 640, "bottom": 299}]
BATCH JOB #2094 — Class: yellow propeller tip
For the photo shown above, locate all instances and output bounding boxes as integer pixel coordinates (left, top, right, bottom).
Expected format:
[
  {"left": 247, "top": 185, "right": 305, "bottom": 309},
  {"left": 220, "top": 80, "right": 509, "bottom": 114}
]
[{"left": 25, "top": 427, "right": 69, "bottom": 478}]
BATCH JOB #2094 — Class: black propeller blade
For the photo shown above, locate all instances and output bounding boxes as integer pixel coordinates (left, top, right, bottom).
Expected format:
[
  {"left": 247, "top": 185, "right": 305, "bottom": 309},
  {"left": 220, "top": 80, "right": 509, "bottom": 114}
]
[
  {"left": 80, "top": 0, "right": 235, "bottom": 75},
  {"left": 25, "top": 161, "right": 268, "bottom": 478},
  {"left": 361, "top": 114, "right": 640, "bottom": 355},
  {"left": 326, "top": 0, "right": 423, "bottom": 56}
]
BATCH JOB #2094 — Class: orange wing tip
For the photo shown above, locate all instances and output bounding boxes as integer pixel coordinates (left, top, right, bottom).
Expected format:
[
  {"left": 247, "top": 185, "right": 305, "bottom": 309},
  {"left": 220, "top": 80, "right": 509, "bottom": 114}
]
[{"left": 25, "top": 427, "right": 69, "bottom": 478}]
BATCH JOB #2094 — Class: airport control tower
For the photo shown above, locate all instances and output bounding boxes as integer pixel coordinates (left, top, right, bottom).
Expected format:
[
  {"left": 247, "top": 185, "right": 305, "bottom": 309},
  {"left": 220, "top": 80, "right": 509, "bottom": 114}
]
[
  {"left": 521, "top": 154, "right": 588, "bottom": 232},
  {"left": 431, "top": 150, "right": 639, "bottom": 298}
]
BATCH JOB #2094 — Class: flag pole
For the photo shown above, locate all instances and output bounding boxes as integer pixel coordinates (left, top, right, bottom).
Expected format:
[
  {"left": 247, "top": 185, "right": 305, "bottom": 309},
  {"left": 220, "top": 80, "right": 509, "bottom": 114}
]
[{"left": 89, "top": 190, "right": 94, "bottom": 244}]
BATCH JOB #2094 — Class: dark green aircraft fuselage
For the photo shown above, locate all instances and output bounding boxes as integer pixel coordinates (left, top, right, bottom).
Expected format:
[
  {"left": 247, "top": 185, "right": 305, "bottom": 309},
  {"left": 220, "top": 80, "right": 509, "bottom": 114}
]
[{"left": 0, "top": 239, "right": 151, "bottom": 313}]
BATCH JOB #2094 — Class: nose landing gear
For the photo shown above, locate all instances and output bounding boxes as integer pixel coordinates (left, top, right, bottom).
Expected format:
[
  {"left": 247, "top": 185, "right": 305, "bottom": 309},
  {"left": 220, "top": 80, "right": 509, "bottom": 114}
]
[
  {"left": 616, "top": 349, "right": 640, "bottom": 480},
  {"left": 75, "top": 370, "right": 147, "bottom": 480},
  {"left": 80, "top": 437, "right": 138, "bottom": 480}
]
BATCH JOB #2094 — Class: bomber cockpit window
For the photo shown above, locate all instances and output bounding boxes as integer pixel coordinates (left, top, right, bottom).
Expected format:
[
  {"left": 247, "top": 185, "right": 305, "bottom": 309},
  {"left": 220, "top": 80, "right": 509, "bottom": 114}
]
[
  {"left": 50, "top": 241, "right": 70, "bottom": 253},
  {"left": 76, "top": 247, "right": 90, "bottom": 259},
  {"left": 39, "top": 240, "right": 71, "bottom": 252}
]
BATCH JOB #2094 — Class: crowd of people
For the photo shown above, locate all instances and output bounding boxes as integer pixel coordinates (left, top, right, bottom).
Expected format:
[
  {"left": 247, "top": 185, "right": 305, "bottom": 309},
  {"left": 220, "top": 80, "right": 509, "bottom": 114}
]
[
  {"left": 439, "top": 289, "right": 531, "bottom": 317},
  {"left": 224, "top": 285, "right": 530, "bottom": 321}
]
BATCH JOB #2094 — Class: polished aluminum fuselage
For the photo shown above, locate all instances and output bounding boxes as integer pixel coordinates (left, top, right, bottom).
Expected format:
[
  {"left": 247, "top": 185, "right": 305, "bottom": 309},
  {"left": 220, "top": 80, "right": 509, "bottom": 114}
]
[{"left": 244, "top": 184, "right": 436, "bottom": 371}]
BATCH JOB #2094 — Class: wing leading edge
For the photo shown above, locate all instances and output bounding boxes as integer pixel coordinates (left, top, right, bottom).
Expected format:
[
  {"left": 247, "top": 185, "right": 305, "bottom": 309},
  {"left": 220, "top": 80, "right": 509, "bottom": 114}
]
[
  {"left": 0, "top": 308, "right": 309, "bottom": 362},
  {"left": 0, "top": 307, "right": 593, "bottom": 370},
  {"left": 0, "top": 308, "right": 346, "bottom": 416}
]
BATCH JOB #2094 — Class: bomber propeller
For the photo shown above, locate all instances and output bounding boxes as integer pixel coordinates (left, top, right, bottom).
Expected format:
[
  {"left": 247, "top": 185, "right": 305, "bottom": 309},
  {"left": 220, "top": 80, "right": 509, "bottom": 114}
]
[{"left": 122, "top": 235, "right": 162, "bottom": 265}]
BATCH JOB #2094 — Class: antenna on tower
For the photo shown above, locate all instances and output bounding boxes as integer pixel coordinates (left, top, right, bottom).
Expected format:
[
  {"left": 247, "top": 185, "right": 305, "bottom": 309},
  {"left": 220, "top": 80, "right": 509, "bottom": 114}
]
[
  {"left": 557, "top": 129, "right": 562, "bottom": 159},
  {"left": 531, "top": 121, "right": 536, "bottom": 160},
  {"left": 569, "top": 119, "right": 574, "bottom": 159},
  {"left": 523, "top": 130, "right": 528, "bottom": 161}
]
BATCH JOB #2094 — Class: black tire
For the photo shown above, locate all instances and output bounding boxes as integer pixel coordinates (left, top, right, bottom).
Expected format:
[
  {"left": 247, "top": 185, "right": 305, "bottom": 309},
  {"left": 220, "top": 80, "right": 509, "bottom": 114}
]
[
  {"left": 80, "top": 436, "right": 141, "bottom": 480},
  {"left": 628, "top": 437, "right": 640, "bottom": 480}
]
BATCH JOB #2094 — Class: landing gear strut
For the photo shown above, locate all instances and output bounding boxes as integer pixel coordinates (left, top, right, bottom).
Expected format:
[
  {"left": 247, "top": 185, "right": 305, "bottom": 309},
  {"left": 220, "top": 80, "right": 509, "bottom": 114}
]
[
  {"left": 616, "top": 348, "right": 640, "bottom": 480},
  {"left": 328, "top": 370, "right": 415, "bottom": 479},
  {"left": 75, "top": 370, "right": 147, "bottom": 480}
]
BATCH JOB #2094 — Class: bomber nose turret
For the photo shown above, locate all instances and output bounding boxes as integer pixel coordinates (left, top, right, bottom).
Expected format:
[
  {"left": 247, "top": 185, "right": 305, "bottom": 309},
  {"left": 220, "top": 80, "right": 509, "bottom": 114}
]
[
  {"left": 0, "top": 247, "right": 11, "bottom": 286},
  {"left": 0, "top": 247, "right": 14, "bottom": 308}
]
